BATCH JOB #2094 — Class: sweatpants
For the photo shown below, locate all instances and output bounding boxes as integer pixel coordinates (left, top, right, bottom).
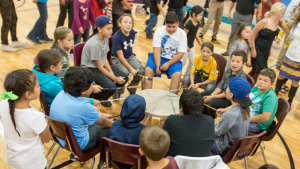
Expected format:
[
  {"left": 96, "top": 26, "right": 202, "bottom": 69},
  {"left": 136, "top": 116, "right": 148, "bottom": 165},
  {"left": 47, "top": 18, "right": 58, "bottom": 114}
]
[{"left": 0, "top": 0, "right": 18, "bottom": 45}]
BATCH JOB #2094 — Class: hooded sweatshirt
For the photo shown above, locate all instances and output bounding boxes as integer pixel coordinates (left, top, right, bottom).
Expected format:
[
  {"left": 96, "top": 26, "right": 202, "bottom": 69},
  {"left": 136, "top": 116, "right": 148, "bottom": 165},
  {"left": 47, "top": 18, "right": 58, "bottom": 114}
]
[
  {"left": 109, "top": 94, "right": 146, "bottom": 145},
  {"left": 32, "top": 65, "right": 94, "bottom": 107}
]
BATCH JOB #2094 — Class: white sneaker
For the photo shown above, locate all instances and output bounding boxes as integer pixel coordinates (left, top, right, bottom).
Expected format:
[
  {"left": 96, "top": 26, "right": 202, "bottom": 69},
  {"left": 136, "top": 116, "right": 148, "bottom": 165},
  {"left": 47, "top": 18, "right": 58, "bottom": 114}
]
[
  {"left": 1, "top": 45, "right": 18, "bottom": 52},
  {"left": 10, "top": 41, "right": 28, "bottom": 48}
]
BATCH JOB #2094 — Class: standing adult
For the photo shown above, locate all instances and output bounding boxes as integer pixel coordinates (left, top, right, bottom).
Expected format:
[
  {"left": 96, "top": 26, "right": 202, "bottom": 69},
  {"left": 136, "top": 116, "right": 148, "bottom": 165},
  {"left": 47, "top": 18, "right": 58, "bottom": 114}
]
[
  {"left": 222, "top": 0, "right": 262, "bottom": 56},
  {"left": 0, "top": 0, "right": 27, "bottom": 52},
  {"left": 112, "top": 0, "right": 132, "bottom": 34},
  {"left": 27, "top": 0, "right": 53, "bottom": 44},
  {"left": 56, "top": 0, "right": 74, "bottom": 28},
  {"left": 162, "top": 0, "right": 187, "bottom": 28}
]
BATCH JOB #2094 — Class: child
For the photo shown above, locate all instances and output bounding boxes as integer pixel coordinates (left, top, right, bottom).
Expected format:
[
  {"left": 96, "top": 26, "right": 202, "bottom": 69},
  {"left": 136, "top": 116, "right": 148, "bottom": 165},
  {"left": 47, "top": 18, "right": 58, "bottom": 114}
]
[
  {"left": 0, "top": 69, "right": 51, "bottom": 168},
  {"left": 56, "top": 0, "right": 74, "bottom": 28},
  {"left": 144, "top": 0, "right": 165, "bottom": 39},
  {"left": 112, "top": 0, "right": 132, "bottom": 34},
  {"left": 182, "top": 5, "right": 204, "bottom": 76},
  {"left": 182, "top": 42, "right": 218, "bottom": 92},
  {"left": 144, "top": 12, "right": 187, "bottom": 93},
  {"left": 72, "top": 0, "right": 95, "bottom": 46},
  {"left": 226, "top": 23, "right": 252, "bottom": 69},
  {"left": 249, "top": 2, "right": 289, "bottom": 83},
  {"left": 202, "top": 50, "right": 247, "bottom": 119},
  {"left": 111, "top": 14, "right": 144, "bottom": 95},
  {"left": 50, "top": 67, "right": 113, "bottom": 151},
  {"left": 51, "top": 26, "right": 74, "bottom": 81},
  {"left": 124, "top": 0, "right": 133, "bottom": 14},
  {"left": 81, "top": 15, "right": 128, "bottom": 107},
  {"left": 139, "top": 125, "right": 179, "bottom": 169},
  {"left": 109, "top": 94, "right": 146, "bottom": 145},
  {"left": 249, "top": 68, "right": 278, "bottom": 133},
  {"left": 213, "top": 77, "right": 252, "bottom": 156}
]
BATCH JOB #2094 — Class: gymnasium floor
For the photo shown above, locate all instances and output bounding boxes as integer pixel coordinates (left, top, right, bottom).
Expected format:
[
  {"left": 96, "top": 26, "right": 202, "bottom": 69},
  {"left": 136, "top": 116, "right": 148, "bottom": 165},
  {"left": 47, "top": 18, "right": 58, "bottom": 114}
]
[{"left": 0, "top": 0, "right": 299, "bottom": 168}]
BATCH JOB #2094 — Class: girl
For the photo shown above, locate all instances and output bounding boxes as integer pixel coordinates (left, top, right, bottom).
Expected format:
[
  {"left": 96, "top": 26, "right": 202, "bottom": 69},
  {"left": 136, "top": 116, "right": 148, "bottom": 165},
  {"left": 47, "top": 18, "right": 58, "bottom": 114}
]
[
  {"left": 0, "top": 69, "right": 51, "bottom": 169},
  {"left": 212, "top": 77, "right": 252, "bottom": 156},
  {"left": 249, "top": 2, "right": 289, "bottom": 83},
  {"left": 81, "top": 15, "right": 128, "bottom": 107},
  {"left": 226, "top": 23, "right": 252, "bottom": 69},
  {"left": 275, "top": 16, "right": 300, "bottom": 107},
  {"left": 182, "top": 5, "right": 204, "bottom": 76},
  {"left": 182, "top": 42, "right": 218, "bottom": 92},
  {"left": 51, "top": 26, "right": 74, "bottom": 81},
  {"left": 111, "top": 14, "right": 144, "bottom": 95}
]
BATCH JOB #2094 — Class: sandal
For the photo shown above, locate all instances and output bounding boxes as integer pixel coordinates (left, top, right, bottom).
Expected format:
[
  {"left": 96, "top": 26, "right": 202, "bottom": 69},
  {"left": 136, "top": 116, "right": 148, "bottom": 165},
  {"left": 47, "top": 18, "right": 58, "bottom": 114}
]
[
  {"left": 280, "top": 87, "right": 286, "bottom": 93},
  {"left": 284, "top": 85, "right": 290, "bottom": 91}
]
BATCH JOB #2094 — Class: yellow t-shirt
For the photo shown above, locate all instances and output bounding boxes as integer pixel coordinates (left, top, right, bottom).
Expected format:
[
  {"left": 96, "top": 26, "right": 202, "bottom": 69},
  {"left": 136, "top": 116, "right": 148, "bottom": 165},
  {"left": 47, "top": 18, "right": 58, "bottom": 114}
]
[{"left": 191, "top": 55, "right": 218, "bottom": 81}]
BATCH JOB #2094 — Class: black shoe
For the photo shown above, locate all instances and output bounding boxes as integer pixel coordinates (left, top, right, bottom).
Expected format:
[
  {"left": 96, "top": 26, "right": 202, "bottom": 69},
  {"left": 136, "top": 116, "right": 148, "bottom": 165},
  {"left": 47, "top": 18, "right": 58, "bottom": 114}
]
[
  {"left": 211, "top": 35, "right": 220, "bottom": 45},
  {"left": 199, "top": 33, "right": 203, "bottom": 40},
  {"left": 100, "top": 101, "right": 112, "bottom": 107},
  {"left": 146, "top": 34, "right": 153, "bottom": 39},
  {"left": 288, "top": 85, "right": 299, "bottom": 108},
  {"left": 221, "top": 51, "right": 229, "bottom": 56},
  {"left": 69, "top": 153, "right": 79, "bottom": 162},
  {"left": 26, "top": 36, "right": 42, "bottom": 45},
  {"left": 39, "top": 37, "right": 54, "bottom": 42},
  {"left": 275, "top": 78, "right": 286, "bottom": 96}
]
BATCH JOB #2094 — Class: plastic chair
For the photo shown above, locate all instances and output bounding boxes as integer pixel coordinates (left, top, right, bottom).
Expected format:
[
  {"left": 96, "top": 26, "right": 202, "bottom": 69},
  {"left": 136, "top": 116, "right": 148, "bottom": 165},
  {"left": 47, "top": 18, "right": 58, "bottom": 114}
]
[
  {"left": 211, "top": 130, "right": 267, "bottom": 169},
  {"left": 46, "top": 116, "right": 100, "bottom": 169},
  {"left": 73, "top": 42, "right": 85, "bottom": 66},
  {"left": 174, "top": 155, "right": 229, "bottom": 169},
  {"left": 246, "top": 74, "right": 255, "bottom": 88},
  {"left": 212, "top": 53, "right": 227, "bottom": 86},
  {"left": 100, "top": 137, "right": 147, "bottom": 169},
  {"left": 107, "top": 37, "right": 113, "bottom": 65}
]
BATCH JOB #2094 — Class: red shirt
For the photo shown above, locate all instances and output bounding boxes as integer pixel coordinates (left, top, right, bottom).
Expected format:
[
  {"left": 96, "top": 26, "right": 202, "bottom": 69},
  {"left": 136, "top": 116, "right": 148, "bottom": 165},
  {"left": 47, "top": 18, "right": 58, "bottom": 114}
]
[
  {"left": 90, "top": 0, "right": 104, "bottom": 25},
  {"left": 256, "top": 0, "right": 281, "bottom": 19}
]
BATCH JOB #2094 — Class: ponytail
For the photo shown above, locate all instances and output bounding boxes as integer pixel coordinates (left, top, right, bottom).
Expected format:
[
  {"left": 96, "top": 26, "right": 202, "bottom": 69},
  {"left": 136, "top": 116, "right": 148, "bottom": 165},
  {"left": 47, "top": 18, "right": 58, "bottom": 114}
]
[
  {"left": 87, "top": 29, "right": 98, "bottom": 41},
  {"left": 182, "top": 5, "right": 204, "bottom": 26},
  {"left": 265, "top": 2, "right": 286, "bottom": 18},
  {"left": 232, "top": 96, "right": 250, "bottom": 121},
  {"left": 182, "top": 9, "right": 192, "bottom": 26},
  {"left": 51, "top": 26, "right": 72, "bottom": 49}
]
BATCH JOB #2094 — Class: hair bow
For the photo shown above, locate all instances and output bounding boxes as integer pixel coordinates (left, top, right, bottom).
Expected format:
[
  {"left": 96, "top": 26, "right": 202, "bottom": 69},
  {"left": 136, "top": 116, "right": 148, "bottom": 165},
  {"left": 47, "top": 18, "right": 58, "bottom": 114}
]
[{"left": 0, "top": 91, "right": 19, "bottom": 100}]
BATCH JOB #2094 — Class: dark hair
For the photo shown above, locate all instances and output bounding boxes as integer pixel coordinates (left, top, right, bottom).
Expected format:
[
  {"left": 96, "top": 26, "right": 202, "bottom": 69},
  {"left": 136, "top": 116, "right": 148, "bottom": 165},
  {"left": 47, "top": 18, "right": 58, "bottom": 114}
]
[
  {"left": 179, "top": 90, "right": 204, "bottom": 116},
  {"left": 229, "top": 23, "right": 251, "bottom": 53},
  {"left": 201, "top": 42, "right": 214, "bottom": 52},
  {"left": 139, "top": 125, "right": 170, "bottom": 161},
  {"left": 4, "top": 69, "right": 37, "bottom": 137},
  {"left": 165, "top": 11, "right": 179, "bottom": 24},
  {"left": 37, "top": 49, "right": 62, "bottom": 73},
  {"left": 63, "top": 67, "right": 94, "bottom": 96},
  {"left": 259, "top": 68, "right": 276, "bottom": 83},
  {"left": 51, "top": 26, "right": 72, "bottom": 49},
  {"left": 259, "top": 164, "right": 279, "bottom": 169},
  {"left": 182, "top": 5, "right": 204, "bottom": 25},
  {"left": 231, "top": 50, "right": 247, "bottom": 63}
]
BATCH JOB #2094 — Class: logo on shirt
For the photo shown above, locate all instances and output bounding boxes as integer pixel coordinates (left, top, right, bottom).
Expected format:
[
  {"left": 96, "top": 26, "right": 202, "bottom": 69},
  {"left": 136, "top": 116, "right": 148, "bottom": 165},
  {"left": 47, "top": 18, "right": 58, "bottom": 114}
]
[
  {"left": 124, "top": 39, "right": 133, "bottom": 50},
  {"left": 161, "top": 35, "right": 179, "bottom": 59},
  {"left": 212, "top": 70, "right": 219, "bottom": 75},
  {"left": 191, "top": 63, "right": 195, "bottom": 68},
  {"left": 80, "top": 6, "right": 88, "bottom": 20}
]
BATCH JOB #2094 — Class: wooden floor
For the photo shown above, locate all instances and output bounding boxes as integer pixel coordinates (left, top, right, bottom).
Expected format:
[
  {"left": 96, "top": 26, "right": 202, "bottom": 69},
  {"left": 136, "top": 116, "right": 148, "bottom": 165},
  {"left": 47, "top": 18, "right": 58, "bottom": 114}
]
[{"left": 0, "top": 0, "right": 299, "bottom": 168}]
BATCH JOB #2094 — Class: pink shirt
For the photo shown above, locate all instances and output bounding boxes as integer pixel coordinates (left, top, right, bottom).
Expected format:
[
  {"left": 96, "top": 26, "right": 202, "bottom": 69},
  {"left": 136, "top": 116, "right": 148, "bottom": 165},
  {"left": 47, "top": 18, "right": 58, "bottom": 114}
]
[{"left": 72, "top": 0, "right": 95, "bottom": 34}]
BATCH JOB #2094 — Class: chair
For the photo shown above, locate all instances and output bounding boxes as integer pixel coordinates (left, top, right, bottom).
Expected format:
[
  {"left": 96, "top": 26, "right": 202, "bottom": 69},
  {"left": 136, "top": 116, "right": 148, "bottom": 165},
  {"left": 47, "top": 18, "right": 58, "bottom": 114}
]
[
  {"left": 212, "top": 53, "right": 227, "bottom": 87},
  {"left": 211, "top": 130, "right": 267, "bottom": 169},
  {"left": 174, "top": 155, "right": 229, "bottom": 169},
  {"left": 107, "top": 37, "right": 113, "bottom": 65},
  {"left": 246, "top": 74, "right": 255, "bottom": 88},
  {"left": 101, "top": 137, "right": 147, "bottom": 169},
  {"left": 46, "top": 116, "right": 100, "bottom": 169},
  {"left": 73, "top": 42, "right": 85, "bottom": 66}
]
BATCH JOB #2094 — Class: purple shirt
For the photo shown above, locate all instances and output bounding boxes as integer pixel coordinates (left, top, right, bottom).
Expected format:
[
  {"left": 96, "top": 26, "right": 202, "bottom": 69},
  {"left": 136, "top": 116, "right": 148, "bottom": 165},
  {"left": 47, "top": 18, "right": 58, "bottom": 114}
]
[{"left": 72, "top": 0, "right": 95, "bottom": 34}]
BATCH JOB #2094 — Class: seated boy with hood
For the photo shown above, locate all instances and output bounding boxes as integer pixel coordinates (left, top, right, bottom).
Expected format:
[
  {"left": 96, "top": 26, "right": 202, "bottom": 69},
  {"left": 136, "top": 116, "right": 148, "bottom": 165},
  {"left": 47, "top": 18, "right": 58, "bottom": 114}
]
[{"left": 109, "top": 94, "right": 146, "bottom": 145}]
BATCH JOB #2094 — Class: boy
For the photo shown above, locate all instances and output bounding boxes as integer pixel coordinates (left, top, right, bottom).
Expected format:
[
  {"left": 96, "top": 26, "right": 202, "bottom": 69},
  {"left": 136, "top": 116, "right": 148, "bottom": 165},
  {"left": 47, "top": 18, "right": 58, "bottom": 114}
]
[
  {"left": 139, "top": 125, "right": 179, "bottom": 169},
  {"left": 144, "top": 0, "right": 165, "bottom": 39},
  {"left": 248, "top": 68, "right": 278, "bottom": 133},
  {"left": 144, "top": 12, "right": 187, "bottom": 92},
  {"left": 202, "top": 50, "right": 247, "bottom": 119},
  {"left": 109, "top": 94, "right": 146, "bottom": 145},
  {"left": 50, "top": 67, "right": 113, "bottom": 152}
]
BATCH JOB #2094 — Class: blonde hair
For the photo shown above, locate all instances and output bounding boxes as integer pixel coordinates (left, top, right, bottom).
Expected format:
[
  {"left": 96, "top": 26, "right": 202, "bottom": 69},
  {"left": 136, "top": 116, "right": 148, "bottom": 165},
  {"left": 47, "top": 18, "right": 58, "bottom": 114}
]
[
  {"left": 117, "top": 13, "right": 134, "bottom": 28},
  {"left": 51, "top": 26, "right": 72, "bottom": 49},
  {"left": 264, "top": 2, "right": 286, "bottom": 18}
]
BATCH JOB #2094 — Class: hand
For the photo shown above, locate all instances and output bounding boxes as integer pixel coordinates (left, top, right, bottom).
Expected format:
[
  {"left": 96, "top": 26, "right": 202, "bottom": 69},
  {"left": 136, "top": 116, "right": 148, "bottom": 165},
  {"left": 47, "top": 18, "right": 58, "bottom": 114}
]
[
  {"left": 79, "top": 27, "right": 84, "bottom": 34},
  {"left": 93, "top": 99, "right": 100, "bottom": 106},
  {"left": 60, "top": 0, "right": 65, "bottom": 6},
  {"left": 162, "top": 4, "right": 166, "bottom": 8},
  {"left": 33, "top": 0, "right": 38, "bottom": 3},
  {"left": 92, "top": 85, "right": 102, "bottom": 93},
  {"left": 203, "top": 96, "right": 213, "bottom": 103},
  {"left": 227, "top": 13, "right": 231, "bottom": 20},
  {"left": 130, "top": 68, "right": 137, "bottom": 75},
  {"left": 189, "top": 84, "right": 195, "bottom": 89},
  {"left": 251, "top": 50, "right": 257, "bottom": 58},
  {"left": 156, "top": 67, "right": 161, "bottom": 75},
  {"left": 94, "top": 106, "right": 100, "bottom": 112},
  {"left": 206, "top": 8, "right": 209, "bottom": 13},
  {"left": 160, "top": 63, "right": 170, "bottom": 71},
  {"left": 216, "top": 108, "right": 226, "bottom": 115},
  {"left": 187, "top": 47, "right": 190, "bottom": 52},
  {"left": 114, "top": 76, "right": 126, "bottom": 84},
  {"left": 247, "top": 58, "right": 251, "bottom": 66},
  {"left": 129, "top": 6, "right": 133, "bottom": 10}
]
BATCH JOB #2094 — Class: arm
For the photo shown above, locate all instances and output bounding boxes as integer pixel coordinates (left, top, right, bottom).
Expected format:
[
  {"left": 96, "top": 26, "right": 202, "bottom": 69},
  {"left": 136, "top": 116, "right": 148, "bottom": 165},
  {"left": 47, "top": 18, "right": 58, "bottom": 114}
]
[
  {"left": 39, "top": 122, "right": 51, "bottom": 143},
  {"left": 196, "top": 79, "right": 214, "bottom": 87},
  {"left": 250, "top": 19, "right": 266, "bottom": 57},
  {"left": 95, "top": 114, "right": 114, "bottom": 127},
  {"left": 195, "top": 35, "right": 203, "bottom": 46},
  {"left": 279, "top": 21, "right": 290, "bottom": 36},
  {"left": 88, "top": 2, "right": 95, "bottom": 23},
  {"left": 121, "top": 0, "right": 132, "bottom": 10},
  {"left": 215, "top": 113, "right": 236, "bottom": 136},
  {"left": 250, "top": 111, "right": 272, "bottom": 122},
  {"left": 157, "top": 4, "right": 165, "bottom": 17},
  {"left": 73, "top": 2, "right": 83, "bottom": 30},
  {"left": 227, "top": 1, "right": 235, "bottom": 20},
  {"left": 284, "top": 0, "right": 299, "bottom": 21}
]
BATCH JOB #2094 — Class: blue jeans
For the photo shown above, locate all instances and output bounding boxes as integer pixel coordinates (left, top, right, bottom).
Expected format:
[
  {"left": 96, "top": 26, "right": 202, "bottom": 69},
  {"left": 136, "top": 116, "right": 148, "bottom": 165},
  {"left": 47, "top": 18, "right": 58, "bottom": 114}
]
[
  {"left": 74, "top": 28, "right": 90, "bottom": 45},
  {"left": 211, "top": 140, "right": 221, "bottom": 155},
  {"left": 146, "top": 13, "right": 157, "bottom": 36},
  {"left": 248, "top": 122, "right": 262, "bottom": 133},
  {"left": 28, "top": 2, "right": 48, "bottom": 39},
  {"left": 183, "top": 73, "right": 217, "bottom": 91},
  {"left": 168, "top": 8, "right": 183, "bottom": 26}
]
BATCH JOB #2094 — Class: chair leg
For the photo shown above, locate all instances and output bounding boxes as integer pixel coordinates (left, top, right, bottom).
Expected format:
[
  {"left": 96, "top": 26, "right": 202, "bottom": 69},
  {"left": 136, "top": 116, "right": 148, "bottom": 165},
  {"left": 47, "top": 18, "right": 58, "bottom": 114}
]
[
  {"left": 262, "top": 142, "right": 266, "bottom": 149},
  {"left": 90, "top": 157, "right": 95, "bottom": 169},
  {"left": 46, "top": 142, "right": 56, "bottom": 158},
  {"left": 244, "top": 157, "right": 248, "bottom": 169},
  {"left": 260, "top": 144, "right": 268, "bottom": 164},
  {"left": 47, "top": 145, "right": 60, "bottom": 169}
]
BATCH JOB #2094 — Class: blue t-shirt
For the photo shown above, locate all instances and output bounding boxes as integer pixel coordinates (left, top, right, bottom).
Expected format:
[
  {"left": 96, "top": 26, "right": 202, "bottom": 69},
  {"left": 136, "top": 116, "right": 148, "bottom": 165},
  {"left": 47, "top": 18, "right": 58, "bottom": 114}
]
[
  {"left": 50, "top": 91, "right": 101, "bottom": 149},
  {"left": 111, "top": 29, "right": 136, "bottom": 59}
]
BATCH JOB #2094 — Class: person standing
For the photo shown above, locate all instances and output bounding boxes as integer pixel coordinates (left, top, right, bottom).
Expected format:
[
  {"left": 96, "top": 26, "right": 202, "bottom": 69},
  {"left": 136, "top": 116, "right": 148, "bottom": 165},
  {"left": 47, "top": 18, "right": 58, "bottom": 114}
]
[
  {"left": 162, "top": 0, "right": 187, "bottom": 28},
  {"left": 112, "top": 0, "right": 132, "bottom": 34},
  {"left": 56, "top": 0, "right": 74, "bottom": 28},
  {"left": 255, "top": 0, "right": 281, "bottom": 21},
  {"left": 222, "top": 0, "right": 262, "bottom": 56},
  {"left": 0, "top": 0, "right": 27, "bottom": 52}
]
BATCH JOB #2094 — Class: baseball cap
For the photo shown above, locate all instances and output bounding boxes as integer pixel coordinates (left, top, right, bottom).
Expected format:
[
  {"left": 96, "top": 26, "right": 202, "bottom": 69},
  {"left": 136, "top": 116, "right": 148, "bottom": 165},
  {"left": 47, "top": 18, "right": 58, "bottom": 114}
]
[
  {"left": 94, "top": 15, "right": 112, "bottom": 30},
  {"left": 228, "top": 77, "right": 252, "bottom": 107}
]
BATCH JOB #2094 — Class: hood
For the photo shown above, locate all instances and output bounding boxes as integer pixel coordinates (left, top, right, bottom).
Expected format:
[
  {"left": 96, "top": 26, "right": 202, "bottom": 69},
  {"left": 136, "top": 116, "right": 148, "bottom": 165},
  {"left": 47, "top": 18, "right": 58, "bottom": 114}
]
[
  {"left": 120, "top": 94, "right": 146, "bottom": 128},
  {"left": 32, "top": 64, "right": 62, "bottom": 86}
]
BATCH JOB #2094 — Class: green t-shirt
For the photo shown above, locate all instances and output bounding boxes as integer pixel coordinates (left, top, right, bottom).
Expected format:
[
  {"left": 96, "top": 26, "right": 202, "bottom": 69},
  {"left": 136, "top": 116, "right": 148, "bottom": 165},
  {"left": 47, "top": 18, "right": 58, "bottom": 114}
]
[{"left": 249, "top": 86, "right": 278, "bottom": 130}]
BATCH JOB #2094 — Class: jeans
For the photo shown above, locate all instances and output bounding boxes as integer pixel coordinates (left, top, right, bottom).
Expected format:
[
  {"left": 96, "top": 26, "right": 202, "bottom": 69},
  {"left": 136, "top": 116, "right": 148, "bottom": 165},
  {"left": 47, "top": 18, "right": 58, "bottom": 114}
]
[
  {"left": 82, "top": 124, "right": 110, "bottom": 150},
  {"left": 112, "top": 14, "right": 121, "bottom": 34},
  {"left": 183, "top": 73, "right": 217, "bottom": 91},
  {"left": 28, "top": 2, "right": 48, "bottom": 40},
  {"left": 0, "top": 0, "right": 18, "bottom": 45},
  {"left": 167, "top": 8, "right": 183, "bottom": 27},
  {"left": 74, "top": 28, "right": 90, "bottom": 45},
  {"left": 56, "top": 1, "right": 74, "bottom": 28},
  {"left": 146, "top": 13, "right": 158, "bottom": 36},
  {"left": 248, "top": 122, "right": 262, "bottom": 133},
  {"left": 211, "top": 140, "right": 221, "bottom": 155}
]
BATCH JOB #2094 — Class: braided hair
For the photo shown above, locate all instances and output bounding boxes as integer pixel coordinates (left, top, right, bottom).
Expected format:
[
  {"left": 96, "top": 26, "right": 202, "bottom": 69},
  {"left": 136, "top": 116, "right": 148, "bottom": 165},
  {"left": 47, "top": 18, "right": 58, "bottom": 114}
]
[{"left": 4, "top": 69, "right": 37, "bottom": 137}]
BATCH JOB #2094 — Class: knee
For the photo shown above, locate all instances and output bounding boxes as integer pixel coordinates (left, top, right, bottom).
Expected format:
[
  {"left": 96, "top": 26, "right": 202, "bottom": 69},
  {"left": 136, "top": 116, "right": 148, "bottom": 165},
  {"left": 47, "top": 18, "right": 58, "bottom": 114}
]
[
  {"left": 145, "top": 67, "right": 154, "bottom": 77},
  {"left": 138, "top": 66, "right": 145, "bottom": 75}
]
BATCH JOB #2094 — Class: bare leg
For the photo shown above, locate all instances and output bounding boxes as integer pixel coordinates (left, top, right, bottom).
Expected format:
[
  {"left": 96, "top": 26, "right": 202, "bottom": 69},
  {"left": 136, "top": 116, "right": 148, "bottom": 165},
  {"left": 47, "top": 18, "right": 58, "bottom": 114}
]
[
  {"left": 170, "top": 72, "right": 181, "bottom": 94},
  {"left": 144, "top": 67, "right": 155, "bottom": 89}
]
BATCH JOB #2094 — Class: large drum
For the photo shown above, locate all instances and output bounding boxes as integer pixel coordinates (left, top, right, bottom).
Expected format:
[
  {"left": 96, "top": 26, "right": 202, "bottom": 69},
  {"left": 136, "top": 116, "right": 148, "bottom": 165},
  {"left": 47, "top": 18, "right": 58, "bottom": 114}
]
[{"left": 137, "top": 89, "right": 180, "bottom": 128}]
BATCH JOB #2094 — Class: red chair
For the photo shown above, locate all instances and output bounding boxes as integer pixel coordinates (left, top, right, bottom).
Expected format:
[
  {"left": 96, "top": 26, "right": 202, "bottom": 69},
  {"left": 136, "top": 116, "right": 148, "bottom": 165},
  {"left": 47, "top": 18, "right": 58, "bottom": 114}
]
[
  {"left": 212, "top": 130, "right": 267, "bottom": 169},
  {"left": 39, "top": 88, "right": 50, "bottom": 116},
  {"left": 213, "top": 53, "right": 227, "bottom": 87},
  {"left": 101, "top": 137, "right": 147, "bottom": 169},
  {"left": 246, "top": 74, "right": 255, "bottom": 88},
  {"left": 73, "top": 42, "right": 85, "bottom": 66},
  {"left": 107, "top": 37, "right": 113, "bottom": 65},
  {"left": 46, "top": 116, "right": 100, "bottom": 169}
]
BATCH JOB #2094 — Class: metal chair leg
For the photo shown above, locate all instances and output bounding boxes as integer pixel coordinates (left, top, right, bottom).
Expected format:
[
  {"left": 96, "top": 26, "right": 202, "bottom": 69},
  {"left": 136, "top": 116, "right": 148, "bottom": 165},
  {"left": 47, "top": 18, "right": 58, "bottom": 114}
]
[
  {"left": 90, "top": 157, "right": 95, "bottom": 169},
  {"left": 47, "top": 145, "right": 60, "bottom": 169},
  {"left": 244, "top": 157, "right": 248, "bottom": 169},
  {"left": 46, "top": 142, "right": 56, "bottom": 158},
  {"left": 262, "top": 142, "right": 266, "bottom": 149},
  {"left": 260, "top": 144, "right": 268, "bottom": 164}
]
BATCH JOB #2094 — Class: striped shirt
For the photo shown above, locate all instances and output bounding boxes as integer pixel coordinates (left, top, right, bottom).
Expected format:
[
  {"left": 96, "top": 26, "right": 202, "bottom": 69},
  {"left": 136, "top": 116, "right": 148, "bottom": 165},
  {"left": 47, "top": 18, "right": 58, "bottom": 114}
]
[
  {"left": 284, "top": 0, "right": 300, "bottom": 21},
  {"left": 124, "top": 0, "right": 133, "bottom": 11}
]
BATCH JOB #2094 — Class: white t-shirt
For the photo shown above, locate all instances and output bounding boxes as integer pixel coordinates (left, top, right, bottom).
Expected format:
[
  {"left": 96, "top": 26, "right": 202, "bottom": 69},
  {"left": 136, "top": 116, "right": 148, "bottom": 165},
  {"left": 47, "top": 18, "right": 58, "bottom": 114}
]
[
  {"left": 0, "top": 99, "right": 47, "bottom": 169},
  {"left": 153, "top": 26, "right": 187, "bottom": 60}
]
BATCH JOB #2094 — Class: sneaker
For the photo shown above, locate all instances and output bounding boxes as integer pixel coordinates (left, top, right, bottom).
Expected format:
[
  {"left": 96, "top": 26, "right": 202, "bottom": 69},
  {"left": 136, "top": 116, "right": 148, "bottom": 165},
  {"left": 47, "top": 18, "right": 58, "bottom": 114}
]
[
  {"left": 100, "top": 101, "right": 112, "bottom": 107},
  {"left": 39, "top": 37, "right": 54, "bottom": 42},
  {"left": 146, "top": 34, "right": 153, "bottom": 39},
  {"left": 221, "top": 51, "right": 229, "bottom": 56},
  {"left": 1, "top": 45, "right": 18, "bottom": 52},
  {"left": 199, "top": 33, "right": 203, "bottom": 40},
  {"left": 27, "top": 36, "right": 42, "bottom": 45},
  {"left": 10, "top": 41, "right": 27, "bottom": 48},
  {"left": 143, "top": 21, "right": 148, "bottom": 26},
  {"left": 69, "top": 153, "right": 79, "bottom": 162},
  {"left": 69, "top": 54, "right": 74, "bottom": 61},
  {"left": 211, "top": 35, "right": 220, "bottom": 45}
]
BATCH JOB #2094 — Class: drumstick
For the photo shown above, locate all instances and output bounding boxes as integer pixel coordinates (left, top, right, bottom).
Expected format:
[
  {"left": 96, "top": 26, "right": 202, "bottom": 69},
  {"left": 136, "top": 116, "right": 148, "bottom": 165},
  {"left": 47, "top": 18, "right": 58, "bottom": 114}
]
[
  {"left": 144, "top": 107, "right": 155, "bottom": 125},
  {"left": 170, "top": 88, "right": 190, "bottom": 92},
  {"left": 169, "top": 97, "right": 176, "bottom": 114},
  {"left": 108, "top": 114, "right": 120, "bottom": 119},
  {"left": 138, "top": 74, "right": 153, "bottom": 81},
  {"left": 100, "top": 98, "right": 126, "bottom": 102},
  {"left": 205, "top": 104, "right": 217, "bottom": 111},
  {"left": 101, "top": 86, "right": 139, "bottom": 90}
]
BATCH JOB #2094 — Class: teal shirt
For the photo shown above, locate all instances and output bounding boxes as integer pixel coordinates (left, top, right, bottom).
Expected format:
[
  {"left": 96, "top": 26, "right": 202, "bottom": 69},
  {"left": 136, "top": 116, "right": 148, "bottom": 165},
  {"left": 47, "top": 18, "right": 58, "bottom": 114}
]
[{"left": 249, "top": 86, "right": 278, "bottom": 130}]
